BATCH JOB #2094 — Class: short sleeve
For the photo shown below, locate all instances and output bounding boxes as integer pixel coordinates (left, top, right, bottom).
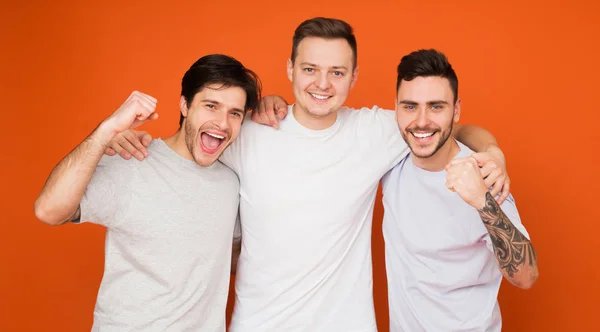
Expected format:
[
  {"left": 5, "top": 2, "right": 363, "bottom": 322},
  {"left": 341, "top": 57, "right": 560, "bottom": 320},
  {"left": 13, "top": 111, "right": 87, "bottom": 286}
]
[
  {"left": 482, "top": 194, "right": 531, "bottom": 252},
  {"left": 354, "top": 106, "right": 410, "bottom": 171},
  {"left": 78, "top": 155, "right": 127, "bottom": 228}
]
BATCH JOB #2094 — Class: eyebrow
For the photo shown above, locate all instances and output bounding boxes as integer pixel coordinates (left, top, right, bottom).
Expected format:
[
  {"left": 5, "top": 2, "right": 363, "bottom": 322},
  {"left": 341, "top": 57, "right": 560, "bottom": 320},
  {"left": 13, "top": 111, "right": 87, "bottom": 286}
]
[
  {"left": 201, "top": 99, "right": 221, "bottom": 105},
  {"left": 202, "top": 99, "right": 244, "bottom": 113},
  {"left": 299, "top": 62, "right": 348, "bottom": 70},
  {"left": 398, "top": 100, "right": 449, "bottom": 105}
]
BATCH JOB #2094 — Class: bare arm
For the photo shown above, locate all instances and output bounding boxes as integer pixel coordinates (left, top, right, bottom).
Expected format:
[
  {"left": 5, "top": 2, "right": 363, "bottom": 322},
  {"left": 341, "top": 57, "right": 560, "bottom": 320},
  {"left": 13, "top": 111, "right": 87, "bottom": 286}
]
[
  {"left": 34, "top": 126, "right": 114, "bottom": 225},
  {"left": 446, "top": 157, "right": 538, "bottom": 289},
  {"left": 34, "top": 91, "right": 158, "bottom": 226},
  {"left": 478, "top": 192, "right": 539, "bottom": 289},
  {"left": 452, "top": 123, "right": 498, "bottom": 152},
  {"left": 452, "top": 124, "right": 510, "bottom": 203}
]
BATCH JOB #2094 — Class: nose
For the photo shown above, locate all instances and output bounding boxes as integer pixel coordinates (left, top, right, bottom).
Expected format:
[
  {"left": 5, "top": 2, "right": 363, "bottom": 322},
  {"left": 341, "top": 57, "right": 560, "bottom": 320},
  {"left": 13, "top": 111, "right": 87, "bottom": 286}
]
[
  {"left": 415, "top": 109, "right": 429, "bottom": 127},
  {"left": 214, "top": 110, "right": 230, "bottom": 131},
  {"left": 314, "top": 72, "right": 331, "bottom": 90}
]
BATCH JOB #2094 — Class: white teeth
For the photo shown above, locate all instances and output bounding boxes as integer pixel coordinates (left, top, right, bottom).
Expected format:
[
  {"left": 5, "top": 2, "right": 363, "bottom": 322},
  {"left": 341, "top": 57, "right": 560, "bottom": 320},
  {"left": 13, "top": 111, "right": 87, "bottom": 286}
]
[
  {"left": 310, "top": 93, "right": 330, "bottom": 100},
  {"left": 206, "top": 133, "right": 224, "bottom": 139},
  {"left": 413, "top": 132, "right": 433, "bottom": 138}
]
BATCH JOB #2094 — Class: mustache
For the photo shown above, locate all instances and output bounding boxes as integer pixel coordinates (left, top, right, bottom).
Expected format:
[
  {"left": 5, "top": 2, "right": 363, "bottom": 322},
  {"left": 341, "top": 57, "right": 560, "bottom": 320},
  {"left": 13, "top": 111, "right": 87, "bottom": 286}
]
[
  {"left": 406, "top": 126, "right": 440, "bottom": 133},
  {"left": 197, "top": 123, "right": 231, "bottom": 139}
]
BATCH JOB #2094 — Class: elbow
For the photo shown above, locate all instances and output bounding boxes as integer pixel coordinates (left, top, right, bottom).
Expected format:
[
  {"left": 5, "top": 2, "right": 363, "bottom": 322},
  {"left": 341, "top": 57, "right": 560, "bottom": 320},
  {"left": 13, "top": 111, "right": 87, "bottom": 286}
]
[
  {"left": 34, "top": 199, "right": 64, "bottom": 226},
  {"left": 512, "top": 268, "right": 539, "bottom": 290}
]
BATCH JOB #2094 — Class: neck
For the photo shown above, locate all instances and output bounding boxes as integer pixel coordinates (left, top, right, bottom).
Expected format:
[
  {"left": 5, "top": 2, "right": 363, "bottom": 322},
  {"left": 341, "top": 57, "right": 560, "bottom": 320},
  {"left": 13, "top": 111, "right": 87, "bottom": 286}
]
[
  {"left": 163, "top": 127, "right": 193, "bottom": 160},
  {"left": 412, "top": 138, "right": 460, "bottom": 172},
  {"left": 292, "top": 103, "right": 338, "bottom": 130}
]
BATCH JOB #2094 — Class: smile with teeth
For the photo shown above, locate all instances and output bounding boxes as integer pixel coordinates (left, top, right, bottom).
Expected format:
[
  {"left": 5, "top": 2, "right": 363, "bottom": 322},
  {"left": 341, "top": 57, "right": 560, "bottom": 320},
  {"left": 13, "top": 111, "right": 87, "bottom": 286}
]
[
  {"left": 412, "top": 132, "right": 434, "bottom": 138},
  {"left": 206, "top": 133, "right": 224, "bottom": 139},
  {"left": 309, "top": 93, "right": 331, "bottom": 100}
]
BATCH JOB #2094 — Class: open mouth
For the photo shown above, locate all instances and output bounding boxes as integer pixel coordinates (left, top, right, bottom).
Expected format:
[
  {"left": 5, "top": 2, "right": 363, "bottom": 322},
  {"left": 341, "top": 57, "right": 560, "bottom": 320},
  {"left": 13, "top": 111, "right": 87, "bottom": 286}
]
[
  {"left": 200, "top": 131, "right": 227, "bottom": 154},
  {"left": 309, "top": 92, "right": 332, "bottom": 101}
]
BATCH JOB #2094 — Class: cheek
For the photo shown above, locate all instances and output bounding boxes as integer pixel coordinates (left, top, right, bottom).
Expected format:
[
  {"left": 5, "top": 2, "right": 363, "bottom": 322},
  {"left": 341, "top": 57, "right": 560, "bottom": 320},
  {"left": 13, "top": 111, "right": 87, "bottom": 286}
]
[
  {"left": 229, "top": 120, "right": 243, "bottom": 138},
  {"left": 332, "top": 78, "right": 352, "bottom": 95},
  {"left": 396, "top": 113, "right": 414, "bottom": 130},
  {"left": 440, "top": 113, "right": 455, "bottom": 129},
  {"left": 293, "top": 75, "right": 312, "bottom": 91},
  {"left": 193, "top": 109, "right": 219, "bottom": 127}
]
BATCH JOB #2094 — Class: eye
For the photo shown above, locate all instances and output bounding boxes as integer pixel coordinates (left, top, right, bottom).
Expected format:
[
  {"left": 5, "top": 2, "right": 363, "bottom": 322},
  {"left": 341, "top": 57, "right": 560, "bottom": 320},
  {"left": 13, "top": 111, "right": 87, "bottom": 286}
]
[
  {"left": 230, "top": 111, "right": 242, "bottom": 118},
  {"left": 404, "top": 105, "right": 416, "bottom": 110},
  {"left": 332, "top": 71, "right": 344, "bottom": 76},
  {"left": 303, "top": 68, "right": 314, "bottom": 73},
  {"left": 431, "top": 105, "right": 443, "bottom": 111},
  {"left": 206, "top": 104, "right": 216, "bottom": 109}
]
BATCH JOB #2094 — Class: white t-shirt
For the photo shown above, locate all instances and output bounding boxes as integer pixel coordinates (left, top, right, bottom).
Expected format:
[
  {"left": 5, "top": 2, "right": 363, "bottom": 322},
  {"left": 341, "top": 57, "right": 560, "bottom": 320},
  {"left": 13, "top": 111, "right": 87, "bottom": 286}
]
[
  {"left": 381, "top": 141, "right": 530, "bottom": 332},
  {"left": 80, "top": 139, "right": 240, "bottom": 331},
  {"left": 221, "top": 106, "right": 408, "bottom": 331}
]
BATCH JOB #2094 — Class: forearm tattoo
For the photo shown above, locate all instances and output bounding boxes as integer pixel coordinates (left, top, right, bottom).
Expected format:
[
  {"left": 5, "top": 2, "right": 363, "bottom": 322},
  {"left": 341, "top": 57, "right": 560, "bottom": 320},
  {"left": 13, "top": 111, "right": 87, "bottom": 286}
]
[{"left": 477, "top": 192, "right": 537, "bottom": 277}]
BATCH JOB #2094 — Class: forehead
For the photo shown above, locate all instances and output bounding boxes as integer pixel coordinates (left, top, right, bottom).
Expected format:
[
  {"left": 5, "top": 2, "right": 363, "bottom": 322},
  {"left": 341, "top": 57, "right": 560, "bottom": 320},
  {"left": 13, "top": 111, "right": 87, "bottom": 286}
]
[
  {"left": 397, "top": 76, "right": 454, "bottom": 102},
  {"left": 295, "top": 37, "right": 353, "bottom": 68},
  {"left": 192, "top": 83, "right": 247, "bottom": 109}
]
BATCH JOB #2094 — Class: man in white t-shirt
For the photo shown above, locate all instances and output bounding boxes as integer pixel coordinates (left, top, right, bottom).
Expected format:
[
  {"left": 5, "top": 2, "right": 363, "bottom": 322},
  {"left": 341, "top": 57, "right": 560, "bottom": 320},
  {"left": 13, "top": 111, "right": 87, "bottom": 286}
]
[
  {"left": 382, "top": 49, "right": 539, "bottom": 331},
  {"left": 110, "top": 18, "right": 512, "bottom": 331}
]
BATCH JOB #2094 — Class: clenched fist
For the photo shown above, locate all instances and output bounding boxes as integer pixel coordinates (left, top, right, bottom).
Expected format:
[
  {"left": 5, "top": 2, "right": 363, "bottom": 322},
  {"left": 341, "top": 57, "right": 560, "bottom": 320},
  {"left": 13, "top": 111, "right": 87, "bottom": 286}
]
[
  {"left": 445, "top": 156, "right": 489, "bottom": 209},
  {"left": 103, "top": 91, "right": 159, "bottom": 135}
]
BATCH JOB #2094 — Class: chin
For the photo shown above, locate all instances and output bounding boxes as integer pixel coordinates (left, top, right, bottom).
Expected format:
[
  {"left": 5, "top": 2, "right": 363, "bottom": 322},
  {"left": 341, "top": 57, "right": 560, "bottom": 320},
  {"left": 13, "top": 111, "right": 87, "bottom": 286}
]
[
  {"left": 192, "top": 151, "right": 221, "bottom": 167},
  {"left": 306, "top": 104, "right": 336, "bottom": 117},
  {"left": 408, "top": 145, "right": 438, "bottom": 159},
  {"left": 194, "top": 157, "right": 218, "bottom": 167}
]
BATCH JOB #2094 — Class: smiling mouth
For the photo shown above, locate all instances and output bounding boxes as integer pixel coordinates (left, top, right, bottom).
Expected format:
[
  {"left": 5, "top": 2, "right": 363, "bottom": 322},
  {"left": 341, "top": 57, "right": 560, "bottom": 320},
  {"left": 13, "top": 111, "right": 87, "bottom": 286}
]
[
  {"left": 409, "top": 131, "right": 438, "bottom": 143},
  {"left": 309, "top": 92, "right": 332, "bottom": 101},
  {"left": 411, "top": 132, "right": 434, "bottom": 139},
  {"left": 200, "top": 132, "right": 226, "bottom": 154}
]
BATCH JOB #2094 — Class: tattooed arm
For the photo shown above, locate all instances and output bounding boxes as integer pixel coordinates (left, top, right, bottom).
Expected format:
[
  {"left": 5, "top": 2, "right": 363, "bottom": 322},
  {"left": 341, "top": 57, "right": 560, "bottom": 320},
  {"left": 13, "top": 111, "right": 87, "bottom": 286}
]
[
  {"left": 446, "top": 156, "right": 539, "bottom": 289},
  {"left": 478, "top": 192, "right": 539, "bottom": 289}
]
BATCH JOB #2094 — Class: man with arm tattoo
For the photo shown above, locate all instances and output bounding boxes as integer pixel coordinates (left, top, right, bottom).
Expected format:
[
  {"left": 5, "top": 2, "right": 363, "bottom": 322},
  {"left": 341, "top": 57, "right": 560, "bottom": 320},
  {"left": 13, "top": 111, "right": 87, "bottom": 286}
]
[{"left": 382, "top": 49, "right": 538, "bottom": 332}]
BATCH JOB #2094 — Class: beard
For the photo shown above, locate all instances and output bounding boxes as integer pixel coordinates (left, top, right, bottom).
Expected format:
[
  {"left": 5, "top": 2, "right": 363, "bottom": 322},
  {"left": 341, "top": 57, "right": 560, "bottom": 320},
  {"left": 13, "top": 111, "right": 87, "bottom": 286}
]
[
  {"left": 403, "top": 120, "right": 454, "bottom": 159},
  {"left": 184, "top": 119, "right": 198, "bottom": 160},
  {"left": 184, "top": 120, "right": 232, "bottom": 162}
]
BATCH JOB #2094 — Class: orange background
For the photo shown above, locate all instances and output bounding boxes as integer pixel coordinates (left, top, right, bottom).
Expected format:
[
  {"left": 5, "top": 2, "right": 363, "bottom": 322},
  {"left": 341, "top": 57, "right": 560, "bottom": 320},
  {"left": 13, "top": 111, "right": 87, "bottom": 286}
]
[{"left": 1, "top": 0, "right": 598, "bottom": 331}]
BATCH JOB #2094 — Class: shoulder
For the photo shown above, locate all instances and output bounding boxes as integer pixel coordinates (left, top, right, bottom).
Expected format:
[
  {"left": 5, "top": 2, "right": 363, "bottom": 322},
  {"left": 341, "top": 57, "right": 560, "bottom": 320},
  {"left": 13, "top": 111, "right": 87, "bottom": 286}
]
[
  {"left": 204, "top": 161, "right": 240, "bottom": 186},
  {"left": 97, "top": 153, "right": 135, "bottom": 173},
  {"left": 339, "top": 105, "right": 395, "bottom": 123},
  {"left": 382, "top": 154, "right": 411, "bottom": 187}
]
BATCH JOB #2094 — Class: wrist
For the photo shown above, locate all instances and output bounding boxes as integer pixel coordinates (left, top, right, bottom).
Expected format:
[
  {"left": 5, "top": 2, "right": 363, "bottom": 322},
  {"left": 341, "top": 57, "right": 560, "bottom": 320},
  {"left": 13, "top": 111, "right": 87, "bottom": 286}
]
[
  {"left": 89, "top": 120, "right": 118, "bottom": 149},
  {"left": 474, "top": 191, "right": 489, "bottom": 210}
]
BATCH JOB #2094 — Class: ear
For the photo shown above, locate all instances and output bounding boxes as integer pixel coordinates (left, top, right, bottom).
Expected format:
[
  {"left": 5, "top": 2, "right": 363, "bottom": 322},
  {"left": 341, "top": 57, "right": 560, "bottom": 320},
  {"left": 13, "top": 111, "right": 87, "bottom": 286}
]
[
  {"left": 287, "top": 58, "right": 293, "bottom": 82},
  {"left": 180, "top": 95, "right": 189, "bottom": 118},
  {"left": 350, "top": 66, "right": 359, "bottom": 88},
  {"left": 453, "top": 98, "right": 462, "bottom": 122}
]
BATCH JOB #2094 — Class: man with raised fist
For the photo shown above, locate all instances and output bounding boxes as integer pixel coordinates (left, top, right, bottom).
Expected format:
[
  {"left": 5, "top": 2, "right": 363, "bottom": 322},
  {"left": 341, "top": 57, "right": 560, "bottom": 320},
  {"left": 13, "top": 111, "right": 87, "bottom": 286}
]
[
  {"left": 382, "top": 49, "right": 538, "bottom": 331},
  {"left": 33, "top": 54, "right": 261, "bottom": 331}
]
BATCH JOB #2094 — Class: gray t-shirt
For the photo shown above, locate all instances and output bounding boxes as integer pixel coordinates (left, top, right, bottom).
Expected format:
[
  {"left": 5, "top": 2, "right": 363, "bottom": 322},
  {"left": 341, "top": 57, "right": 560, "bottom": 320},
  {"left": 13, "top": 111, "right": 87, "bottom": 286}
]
[{"left": 79, "top": 139, "right": 240, "bottom": 331}]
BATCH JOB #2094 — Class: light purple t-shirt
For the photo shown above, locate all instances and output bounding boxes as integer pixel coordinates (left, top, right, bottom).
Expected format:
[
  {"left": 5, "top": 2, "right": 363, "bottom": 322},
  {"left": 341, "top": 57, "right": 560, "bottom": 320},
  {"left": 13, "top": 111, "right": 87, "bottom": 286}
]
[{"left": 382, "top": 140, "right": 530, "bottom": 332}]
